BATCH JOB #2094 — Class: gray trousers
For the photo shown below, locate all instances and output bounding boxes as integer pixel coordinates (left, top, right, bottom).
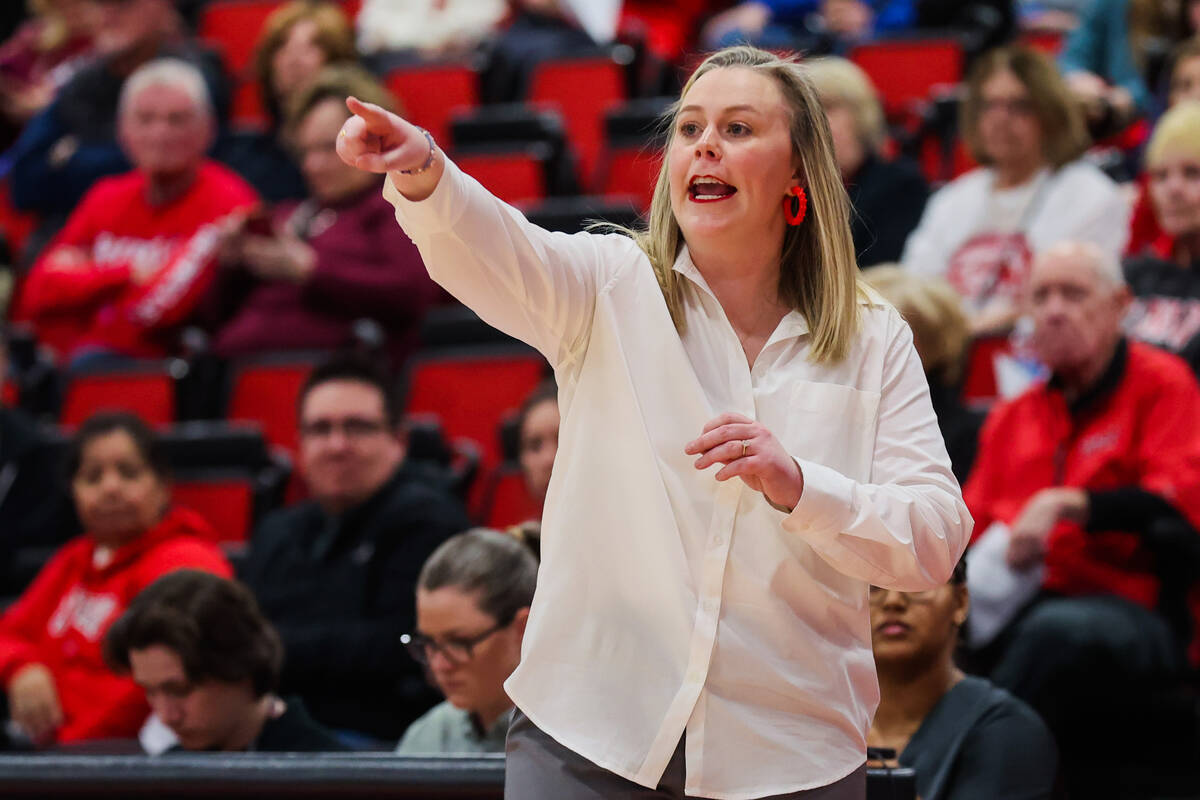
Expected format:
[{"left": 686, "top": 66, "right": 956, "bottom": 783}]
[{"left": 504, "top": 708, "right": 867, "bottom": 800}]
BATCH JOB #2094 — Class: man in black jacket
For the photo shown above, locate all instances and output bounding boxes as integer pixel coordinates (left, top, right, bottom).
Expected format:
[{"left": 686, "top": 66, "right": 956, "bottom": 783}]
[{"left": 238, "top": 354, "right": 471, "bottom": 743}]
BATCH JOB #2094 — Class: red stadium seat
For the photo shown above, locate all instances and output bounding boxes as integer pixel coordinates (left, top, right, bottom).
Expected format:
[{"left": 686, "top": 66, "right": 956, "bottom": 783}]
[
  {"left": 385, "top": 63, "right": 479, "bottom": 147},
  {"left": 455, "top": 150, "right": 547, "bottom": 207},
  {"left": 850, "top": 38, "right": 964, "bottom": 117},
  {"left": 226, "top": 355, "right": 316, "bottom": 456},
  {"left": 403, "top": 346, "right": 548, "bottom": 472},
  {"left": 962, "top": 335, "right": 1012, "bottom": 405},
  {"left": 599, "top": 145, "right": 660, "bottom": 213},
  {"left": 199, "top": 0, "right": 285, "bottom": 75},
  {"left": 230, "top": 79, "right": 268, "bottom": 130},
  {"left": 60, "top": 361, "right": 181, "bottom": 428},
  {"left": 1, "top": 379, "right": 17, "bottom": 407},
  {"left": 172, "top": 472, "right": 256, "bottom": 544},
  {"left": 529, "top": 56, "right": 627, "bottom": 188},
  {"left": 479, "top": 463, "right": 540, "bottom": 528}
]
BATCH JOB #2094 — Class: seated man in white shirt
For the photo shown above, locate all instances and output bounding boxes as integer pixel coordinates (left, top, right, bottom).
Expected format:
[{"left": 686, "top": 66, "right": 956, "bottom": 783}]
[{"left": 396, "top": 529, "right": 537, "bottom": 754}]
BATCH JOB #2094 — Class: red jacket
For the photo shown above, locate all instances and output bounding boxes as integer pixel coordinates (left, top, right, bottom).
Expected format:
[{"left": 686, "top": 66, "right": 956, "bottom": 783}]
[
  {"left": 0, "top": 507, "right": 231, "bottom": 743},
  {"left": 17, "top": 161, "right": 258, "bottom": 359},
  {"left": 964, "top": 341, "right": 1200, "bottom": 655}
]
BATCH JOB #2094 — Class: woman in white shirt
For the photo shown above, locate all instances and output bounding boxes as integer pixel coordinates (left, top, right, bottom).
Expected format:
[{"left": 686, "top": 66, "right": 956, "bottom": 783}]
[
  {"left": 337, "top": 45, "right": 970, "bottom": 800},
  {"left": 901, "top": 46, "right": 1129, "bottom": 335}
]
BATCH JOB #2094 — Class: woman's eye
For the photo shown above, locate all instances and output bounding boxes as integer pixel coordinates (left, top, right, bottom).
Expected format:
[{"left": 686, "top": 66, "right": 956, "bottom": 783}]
[
  {"left": 728, "top": 122, "right": 750, "bottom": 136},
  {"left": 678, "top": 121, "right": 700, "bottom": 137}
]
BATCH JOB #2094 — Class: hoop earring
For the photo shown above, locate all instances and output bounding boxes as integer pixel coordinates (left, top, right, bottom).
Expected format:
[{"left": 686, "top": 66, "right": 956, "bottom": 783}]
[{"left": 783, "top": 186, "right": 807, "bottom": 226}]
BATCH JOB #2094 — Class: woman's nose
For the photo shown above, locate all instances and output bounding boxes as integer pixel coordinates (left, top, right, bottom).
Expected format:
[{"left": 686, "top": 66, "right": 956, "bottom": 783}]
[{"left": 694, "top": 128, "right": 719, "bottom": 158}]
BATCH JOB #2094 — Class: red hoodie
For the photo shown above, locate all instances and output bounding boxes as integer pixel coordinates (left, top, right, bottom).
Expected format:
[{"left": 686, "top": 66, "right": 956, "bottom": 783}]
[
  {"left": 0, "top": 507, "right": 231, "bottom": 743},
  {"left": 16, "top": 161, "right": 258, "bottom": 360}
]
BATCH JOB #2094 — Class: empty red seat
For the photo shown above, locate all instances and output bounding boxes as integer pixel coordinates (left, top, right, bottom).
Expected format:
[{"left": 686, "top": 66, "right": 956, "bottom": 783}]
[
  {"left": 199, "top": 0, "right": 285, "bottom": 75},
  {"left": 173, "top": 473, "right": 256, "bottom": 544},
  {"left": 404, "top": 347, "right": 547, "bottom": 472},
  {"left": 385, "top": 63, "right": 479, "bottom": 146},
  {"left": 226, "top": 356, "right": 316, "bottom": 456},
  {"left": 529, "top": 57, "right": 627, "bottom": 188},
  {"left": 850, "top": 38, "right": 964, "bottom": 117},
  {"left": 479, "top": 463, "right": 540, "bottom": 528},
  {"left": 599, "top": 145, "right": 660, "bottom": 212},
  {"left": 455, "top": 150, "right": 547, "bottom": 207},
  {"left": 60, "top": 362, "right": 180, "bottom": 428},
  {"left": 1, "top": 379, "right": 17, "bottom": 407}
]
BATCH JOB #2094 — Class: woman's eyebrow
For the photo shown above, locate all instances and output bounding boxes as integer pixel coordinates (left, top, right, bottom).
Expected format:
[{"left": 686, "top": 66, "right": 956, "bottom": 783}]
[{"left": 678, "top": 104, "right": 762, "bottom": 115}]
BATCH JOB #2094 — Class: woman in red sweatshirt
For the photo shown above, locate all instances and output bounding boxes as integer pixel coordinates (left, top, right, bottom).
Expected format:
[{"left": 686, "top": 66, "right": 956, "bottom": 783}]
[{"left": 0, "top": 413, "right": 231, "bottom": 747}]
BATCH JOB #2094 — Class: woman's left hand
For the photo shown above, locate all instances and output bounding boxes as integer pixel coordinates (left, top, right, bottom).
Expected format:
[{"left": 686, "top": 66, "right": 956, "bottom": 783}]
[{"left": 685, "top": 412, "right": 804, "bottom": 511}]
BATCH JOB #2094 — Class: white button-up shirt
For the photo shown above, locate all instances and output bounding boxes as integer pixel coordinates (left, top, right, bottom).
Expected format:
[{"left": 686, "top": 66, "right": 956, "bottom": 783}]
[{"left": 385, "top": 162, "right": 971, "bottom": 800}]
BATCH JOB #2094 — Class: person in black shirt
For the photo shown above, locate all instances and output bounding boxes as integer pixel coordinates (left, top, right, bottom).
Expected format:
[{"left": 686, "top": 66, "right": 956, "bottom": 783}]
[
  {"left": 868, "top": 559, "right": 1058, "bottom": 800},
  {"left": 105, "top": 569, "right": 346, "bottom": 753},
  {"left": 806, "top": 57, "right": 929, "bottom": 268},
  {"left": 238, "top": 354, "right": 471, "bottom": 743},
  {"left": 1124, "top": 102, "right": 1200, "bottom": 375}
]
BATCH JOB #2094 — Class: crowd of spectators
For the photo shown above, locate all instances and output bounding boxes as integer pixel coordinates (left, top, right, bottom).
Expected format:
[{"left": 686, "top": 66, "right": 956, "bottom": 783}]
[{"left": 0, "top": 0, "right": 1198, "bottom": 798}]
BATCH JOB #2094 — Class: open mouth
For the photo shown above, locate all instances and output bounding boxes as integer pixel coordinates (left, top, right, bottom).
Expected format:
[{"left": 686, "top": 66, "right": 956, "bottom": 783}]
[{"left": 688, "top": 176, "right": 737, "bottom": 203}]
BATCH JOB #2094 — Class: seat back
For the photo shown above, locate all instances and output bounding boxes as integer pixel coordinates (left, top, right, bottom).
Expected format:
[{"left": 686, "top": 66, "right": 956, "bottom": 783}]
[
  {"left": 455, "top": 148, "right": 548, "bottom": 207},
  {"left": 529, "top": 56, "right": 627, "bottom": 187},
  {"left": 850, "top": 37, "right": 964, "bottom": 116},
  {"left": 199, "top": 0, "right": 285, "bottom": 75},
  {"left": 172, "top": 471, "right": 257, "bottom": 544},
  {"left": 226, "top": 356, "right": 316, "bottom": 456},
  {"left": 60, "top": 362, "right": 182, "bottom": 428},
  {"left": 403, "top": 347, "right": 547, "bottom": 471},
  {"left": 385, "top": 63, "right": 480, "bottom": 146},
  {"left": 478, "top": 463, "right": 540, "bottom": 529}
]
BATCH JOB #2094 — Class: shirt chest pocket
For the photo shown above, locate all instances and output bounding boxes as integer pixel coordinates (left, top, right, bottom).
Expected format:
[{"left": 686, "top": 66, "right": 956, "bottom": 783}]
[{"left": 784, "top": 380, "right": 881, "bottom": 482}]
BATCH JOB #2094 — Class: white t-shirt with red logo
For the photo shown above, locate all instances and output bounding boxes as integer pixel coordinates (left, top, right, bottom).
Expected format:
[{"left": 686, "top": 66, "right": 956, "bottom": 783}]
[{"left": 901, "top": 162, "right": 1129, "bottom": 313}]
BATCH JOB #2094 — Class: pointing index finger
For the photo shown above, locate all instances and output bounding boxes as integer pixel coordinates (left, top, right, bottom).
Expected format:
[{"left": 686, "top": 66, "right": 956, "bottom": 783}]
[{"left": 345, "top": 96, "right": 394, "bottom": 133}]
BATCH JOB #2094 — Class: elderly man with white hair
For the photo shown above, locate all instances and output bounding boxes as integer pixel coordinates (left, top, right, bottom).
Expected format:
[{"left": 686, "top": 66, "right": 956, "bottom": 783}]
[
  {"left": 17, "top": 58, "right": 257, "bottom": 364},
  {"left": 962, "top": 240, "right": 1200, "bottom": 770}
]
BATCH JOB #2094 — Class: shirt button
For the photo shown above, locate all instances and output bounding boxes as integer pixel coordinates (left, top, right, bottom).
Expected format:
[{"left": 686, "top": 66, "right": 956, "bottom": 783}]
[{"left": 712, "top": 534, "right": 724, "bottom": 547}]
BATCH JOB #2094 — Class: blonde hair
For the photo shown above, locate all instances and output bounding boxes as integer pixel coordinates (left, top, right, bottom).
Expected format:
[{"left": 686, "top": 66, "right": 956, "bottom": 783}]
[
  {"left": 805, "top": 56, "right": 887, "bottom": 154},
  {"left": 1148, "top": 101, "right": 1200, "bottom": 168},
  {"left": 862, "top": 266, "right": 969, "bottom": 384},
  {"left": 627, "top": 46, "right": 862, "bottom": 364},
  {"left": 961, "top": 46, "right": 1090, "bottom": 170}
]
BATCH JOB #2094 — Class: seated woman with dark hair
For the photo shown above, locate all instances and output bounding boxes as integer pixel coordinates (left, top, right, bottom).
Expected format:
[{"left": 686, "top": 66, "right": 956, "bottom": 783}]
[
  {"left": 105, "top": 570, "right": 345, "bottom": 753},
  {"left": 396, "top": 528, "right": 538, "bottom": 754},
  {"left": 0, "top": 413, "right": 230, "bottom": 748},
  {"left": 210, "top": 64, "right": 439, "bottom": 370},
  {"left": 868, "top": 560, "right": 1058, "bottom": 800}
]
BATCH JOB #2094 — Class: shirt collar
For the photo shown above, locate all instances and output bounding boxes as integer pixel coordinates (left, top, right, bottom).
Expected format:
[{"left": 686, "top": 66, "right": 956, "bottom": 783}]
[
  {"left": 670, "top": 245, "right": 881, "bottom": 346},
  {"left": 1048, "top": 336, "right": 1128, "bottom": 417}
]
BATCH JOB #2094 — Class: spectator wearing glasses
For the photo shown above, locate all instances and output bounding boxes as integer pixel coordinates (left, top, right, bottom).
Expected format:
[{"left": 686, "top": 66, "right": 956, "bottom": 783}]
[
  {"left": 396, "top": 529, "right": 537, "bottom": 755},
  {"left": 238, "top": 353, "right": 471, "bottom": 743},
  {"left": 105, "top": 570, "right": 346, "bottom": 753},
  {"left": 868, "top": 560, "right": 1057, "bottom": 800}
]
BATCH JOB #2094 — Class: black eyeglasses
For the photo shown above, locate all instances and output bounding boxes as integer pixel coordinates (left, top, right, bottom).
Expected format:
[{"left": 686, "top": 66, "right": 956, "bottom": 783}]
[
  {"left": 298, "top": 417, "right": 389, "bottom": 440},
  {"left": 401, "top": 617, "right": 512, "bottom": 667}
]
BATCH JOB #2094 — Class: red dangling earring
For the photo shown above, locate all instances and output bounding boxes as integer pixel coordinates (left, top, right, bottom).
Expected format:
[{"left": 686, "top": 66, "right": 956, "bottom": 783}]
[{"left": 783, "top": 186, "right": 807, "bottom": 226}]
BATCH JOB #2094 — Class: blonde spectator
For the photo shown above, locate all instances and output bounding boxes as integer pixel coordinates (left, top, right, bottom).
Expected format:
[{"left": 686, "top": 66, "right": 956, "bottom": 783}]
[
  {"left": 902, "top": 46, "right": 1128, "bottom": 335},
  {"left": 864, "top": 266, "right": 981, "bottom": 482},
  {"left": 807, "top": 57, "right": 928, "bottom": 267}
]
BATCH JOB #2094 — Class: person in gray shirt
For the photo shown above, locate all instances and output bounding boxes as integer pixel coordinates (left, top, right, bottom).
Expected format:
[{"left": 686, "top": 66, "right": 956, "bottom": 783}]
[{"left": 396, "top": 528, "right": 537, "bottom": 755}]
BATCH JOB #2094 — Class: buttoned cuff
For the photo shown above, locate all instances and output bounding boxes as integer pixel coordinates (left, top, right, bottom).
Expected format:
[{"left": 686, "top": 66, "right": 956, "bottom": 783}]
[
  {"left": 784, "top": 458, "right": 857, "bottom": 533},
  {"left": 382, "top": 157, "right": 469, "bottom": 236}
]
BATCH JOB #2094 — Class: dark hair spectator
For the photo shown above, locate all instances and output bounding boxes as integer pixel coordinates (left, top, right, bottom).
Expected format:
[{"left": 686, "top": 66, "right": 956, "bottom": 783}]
[
  {"left": 868, "top": 560, "right": 1059, "bottom": 799},
  {"left": 396, "top": 528, "right": 537, "bottom": 754},
  {"left": 806, "top": 56, "right": 928, "bottom": 267},
  {"left": 863, "top": 266, "right": 982, "bottom": 482},
  {"left": 963, "top": 241, "right": 1200, "bottom": 793},
  {"left": 1166, "top": 36, "right": 1200, "bottom": 106},
  {"left": 902, "top": 46, "right": 1127, "bottom": 335},
  {"left": 208, "top": 66, "right": 438, "bottom": 369},
  {"left": 105, "top": 569, "right": 345, "bottom": 752},
  {"left": 298, "top": 350, "right": 401, "bottom": 429},
  {"left": 238, "top": 352, "right": 471, "bottom": 743},
  {"left": 0, "top": 411, "right": 230, "bottom": 748},
  {"left": 6, "top": 0, "right": 230, "bottom": 244},
  {"left": 1123, "top": 101, "right": 1200, "bottom": 374},
  {"left": 515, "top": 379, "right": 558, "bottom": 513}
]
